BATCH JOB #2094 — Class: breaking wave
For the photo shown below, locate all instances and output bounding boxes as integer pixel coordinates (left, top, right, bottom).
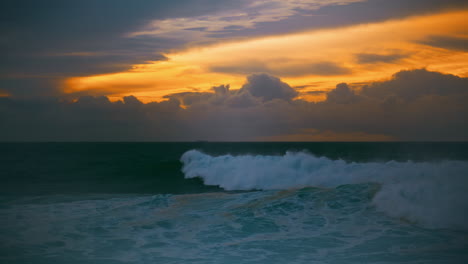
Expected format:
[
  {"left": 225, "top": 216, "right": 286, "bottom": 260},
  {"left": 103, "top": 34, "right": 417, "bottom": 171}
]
[{"left": 181, "top": 150, "right": 468, "bottom": 229}]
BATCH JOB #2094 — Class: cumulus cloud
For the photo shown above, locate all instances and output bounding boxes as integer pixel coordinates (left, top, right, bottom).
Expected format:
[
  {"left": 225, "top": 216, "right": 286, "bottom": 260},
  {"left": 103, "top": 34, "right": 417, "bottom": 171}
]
[
  {"left": 165, "top": 73, "right": 297, "bottom": 107},
  {"left": 3, "top": 0, "right": 468, "bottom": 99},
  {"left": 326, "top": 83, "right": 359, "bottom": 104},
  {"left": 361, "top": 69, "right": 468, "bottom": 101},
  {"left": 1, "top": 69, "right": 467, "bottom": 141},
  {"left": 239, "top": 74, "right": 298, "bottom": 101}
]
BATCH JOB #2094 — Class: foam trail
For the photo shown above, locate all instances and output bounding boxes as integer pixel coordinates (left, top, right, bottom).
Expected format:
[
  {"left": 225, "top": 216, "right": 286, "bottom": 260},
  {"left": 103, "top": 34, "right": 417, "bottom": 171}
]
[{"left": 181, "top": 150, "right": 468, "bottom": 229}]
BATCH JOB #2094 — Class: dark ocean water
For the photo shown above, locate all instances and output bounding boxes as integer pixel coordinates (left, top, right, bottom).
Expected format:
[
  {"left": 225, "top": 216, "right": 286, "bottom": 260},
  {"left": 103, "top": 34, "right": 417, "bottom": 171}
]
[{"left": 1, "top": 142, "right": 468, "bottom": 263}]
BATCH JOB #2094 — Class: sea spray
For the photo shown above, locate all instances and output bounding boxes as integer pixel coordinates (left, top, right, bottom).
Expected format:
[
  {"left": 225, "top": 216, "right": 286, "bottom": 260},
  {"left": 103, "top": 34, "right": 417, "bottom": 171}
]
[
  {"left": 181, "top": 150, "right": 468, "bottom": 229},
  {"left": 2, "top": 143, "right": 468, "bottom": 263}
]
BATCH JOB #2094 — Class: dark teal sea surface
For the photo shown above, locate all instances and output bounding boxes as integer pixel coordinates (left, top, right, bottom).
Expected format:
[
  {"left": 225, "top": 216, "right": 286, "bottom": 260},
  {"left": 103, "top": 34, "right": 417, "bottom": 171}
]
[{"left": 1, "top": 142, "right": 468, "bottom": 263}]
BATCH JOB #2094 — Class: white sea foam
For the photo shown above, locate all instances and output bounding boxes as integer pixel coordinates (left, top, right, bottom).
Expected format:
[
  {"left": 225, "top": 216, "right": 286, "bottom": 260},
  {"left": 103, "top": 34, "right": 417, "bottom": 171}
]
[{"left": 181, "top": 150, "right": 468, "bottom": 229}]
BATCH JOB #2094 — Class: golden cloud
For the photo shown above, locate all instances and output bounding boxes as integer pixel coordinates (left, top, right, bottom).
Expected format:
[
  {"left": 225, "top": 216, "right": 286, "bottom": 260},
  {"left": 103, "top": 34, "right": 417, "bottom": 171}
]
[{"left": 65, "top": 10, "right": 468, "bottom": 102}]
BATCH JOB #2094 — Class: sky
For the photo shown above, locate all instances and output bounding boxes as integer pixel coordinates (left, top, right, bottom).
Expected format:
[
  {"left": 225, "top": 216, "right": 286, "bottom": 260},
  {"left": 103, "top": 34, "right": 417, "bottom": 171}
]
[{"left": 1, "top": 0, "right": 468, "bottom": 141}]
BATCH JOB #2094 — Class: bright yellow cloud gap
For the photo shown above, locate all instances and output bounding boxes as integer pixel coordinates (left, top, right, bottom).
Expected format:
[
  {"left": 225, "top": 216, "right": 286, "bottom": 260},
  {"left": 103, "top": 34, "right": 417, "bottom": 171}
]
[{"left": 65, "top": 10, "right": 468, "bottom": 102}]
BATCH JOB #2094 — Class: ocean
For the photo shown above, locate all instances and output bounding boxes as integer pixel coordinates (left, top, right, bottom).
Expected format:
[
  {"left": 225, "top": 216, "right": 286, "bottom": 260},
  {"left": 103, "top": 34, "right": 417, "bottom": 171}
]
[{"left": 1, "top": 142, "right": 467, "bottom": 263}]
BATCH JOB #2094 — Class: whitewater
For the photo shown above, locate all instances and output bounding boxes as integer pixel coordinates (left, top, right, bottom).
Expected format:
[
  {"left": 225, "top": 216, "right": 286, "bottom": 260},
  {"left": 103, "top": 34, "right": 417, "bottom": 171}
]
[
  {"left": 1, "top": 143, "right": 467, "bottom": 263},
  {"left": 181, "top": 150, "right": 468, "bottom": 230}
]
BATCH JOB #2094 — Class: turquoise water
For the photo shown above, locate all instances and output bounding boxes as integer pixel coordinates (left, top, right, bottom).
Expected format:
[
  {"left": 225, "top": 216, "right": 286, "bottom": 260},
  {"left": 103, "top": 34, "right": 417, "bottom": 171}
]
[{"left": 1, "top": 143, "right": 468, "bottom": 263}]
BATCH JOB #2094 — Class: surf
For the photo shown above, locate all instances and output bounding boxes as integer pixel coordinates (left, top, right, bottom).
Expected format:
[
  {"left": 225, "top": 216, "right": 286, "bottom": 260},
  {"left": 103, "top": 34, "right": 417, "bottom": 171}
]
[{"left": 181, "top": 150, "right": 468, "bottom": 230}]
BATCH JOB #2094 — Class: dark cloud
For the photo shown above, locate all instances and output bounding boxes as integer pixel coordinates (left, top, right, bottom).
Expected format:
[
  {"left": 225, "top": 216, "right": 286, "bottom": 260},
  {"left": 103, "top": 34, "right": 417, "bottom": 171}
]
[
  {"left": 1, "top": 70, "right": 467, "bottom": 141},
  {"left": 305, "top": 62, "right": 351, "bottom": 76},
  {"left": 3, "top": 0, "right": 466, "bottom": 99},
  {"left": 0, "top": 78, "right": 61, "bottom": 98},
  {"left": 356, "top": 53, "right": 407, "bottom": 64},
  {"left": 210, "top": 61, "right": 350, "bottom": 77},
  {"left": 303, "top": 90, "right": 327, "bottom": 95},
  {"left": 210, "top": 61, "right": 269, "bottom": 76},
  {"left": 239, "top": 74, "right": 298, "bottom": 101},
  {"left": 420, "top": 35, "right": 468, "bottom": 52},
  {"left": 207, "top": 0, "right": 468, "bottom": 39},
  {"left": 361, "top": 69, "right": 468, "bottom": 101},
  {"left": 0, "top": 0, "right": 247, "bottom": 97},
  {"left": 293, "top": 82, "right": 327, "bottom": 90},
  {"left": 165, "top": 74, "right": 297, "bottom": 108},
  {"left": 326, "top": 83, "right": 359, "bottom": 104}
]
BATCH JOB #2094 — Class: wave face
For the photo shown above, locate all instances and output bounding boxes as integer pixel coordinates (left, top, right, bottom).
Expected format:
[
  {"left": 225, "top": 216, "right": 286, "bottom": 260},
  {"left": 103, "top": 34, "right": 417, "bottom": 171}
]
[
  {"left": 3, "top": 185, "right": 467, "bottom": 264},
  {"left": 181, "top": 150, "right": 468, "bottom": 230},
  {"left": 2, "top": 143, "right": 468, "bottom": 263}
]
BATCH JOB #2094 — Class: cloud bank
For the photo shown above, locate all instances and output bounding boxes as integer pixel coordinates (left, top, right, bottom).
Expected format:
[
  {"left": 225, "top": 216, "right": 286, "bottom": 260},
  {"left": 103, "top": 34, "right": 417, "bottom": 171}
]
[{"left": 1, "top": 69, "right": 467, "bottom": 141}]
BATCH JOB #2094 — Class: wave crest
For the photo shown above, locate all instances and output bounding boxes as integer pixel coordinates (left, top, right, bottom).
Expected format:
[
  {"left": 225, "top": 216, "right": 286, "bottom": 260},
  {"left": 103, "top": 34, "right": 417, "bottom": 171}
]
[{"left": 181, "top": 150, "right": 468, "bottom": 229}]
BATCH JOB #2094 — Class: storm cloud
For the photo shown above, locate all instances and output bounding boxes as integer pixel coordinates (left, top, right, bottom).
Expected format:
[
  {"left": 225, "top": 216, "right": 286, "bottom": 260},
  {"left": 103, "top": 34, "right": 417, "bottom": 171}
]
[{"left": 1, "top": 69, "right": 467, "bottom": 141}]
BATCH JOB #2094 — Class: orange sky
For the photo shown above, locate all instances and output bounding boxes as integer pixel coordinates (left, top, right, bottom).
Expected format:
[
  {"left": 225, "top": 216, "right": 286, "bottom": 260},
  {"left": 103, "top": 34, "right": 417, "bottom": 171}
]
[{"left": 64, "top": 10, "right": 468, "bottom": 103}]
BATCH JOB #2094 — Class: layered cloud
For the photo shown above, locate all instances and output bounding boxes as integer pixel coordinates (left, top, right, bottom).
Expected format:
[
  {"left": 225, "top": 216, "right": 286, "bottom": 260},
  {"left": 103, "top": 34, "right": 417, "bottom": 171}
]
[
  {"left": 130, "top": 0, "right": 364, "bottom": 39},
  {"left": 2, "top": 69, "right": 467, "bottom": 141},
  {"left": 64, "top": 10, "right": 468, "bottom": 102},
  {"left": 130, "top": 0, "right": 468, "bottom": 42},
  {"left": 420, "top": 35, "right": 468, "bottom": 52},
  {"left": 0, "top": 0, "right": 466, "bottom": 103},
  {"left": 1, "top": 1, "right": 468, "bottom": 142}
]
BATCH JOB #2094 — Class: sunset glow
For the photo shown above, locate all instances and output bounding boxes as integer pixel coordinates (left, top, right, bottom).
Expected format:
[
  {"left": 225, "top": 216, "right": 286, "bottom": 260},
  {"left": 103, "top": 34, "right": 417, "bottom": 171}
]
[
  {"left": 2, "top": 0, "right": 468, "bottom": 142},
  {"left": 3, "top": 2, "right": 468, "bottom": 262},
  {"left": 65, "top": 10, "right": 468, "bottom": 102}
]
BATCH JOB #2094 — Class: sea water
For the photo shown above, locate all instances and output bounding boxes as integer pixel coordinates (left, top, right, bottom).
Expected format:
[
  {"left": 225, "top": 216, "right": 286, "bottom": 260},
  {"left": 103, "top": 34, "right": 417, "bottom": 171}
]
[{"left": 1, "top": 142, "right": 467, "bottom": 263}]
